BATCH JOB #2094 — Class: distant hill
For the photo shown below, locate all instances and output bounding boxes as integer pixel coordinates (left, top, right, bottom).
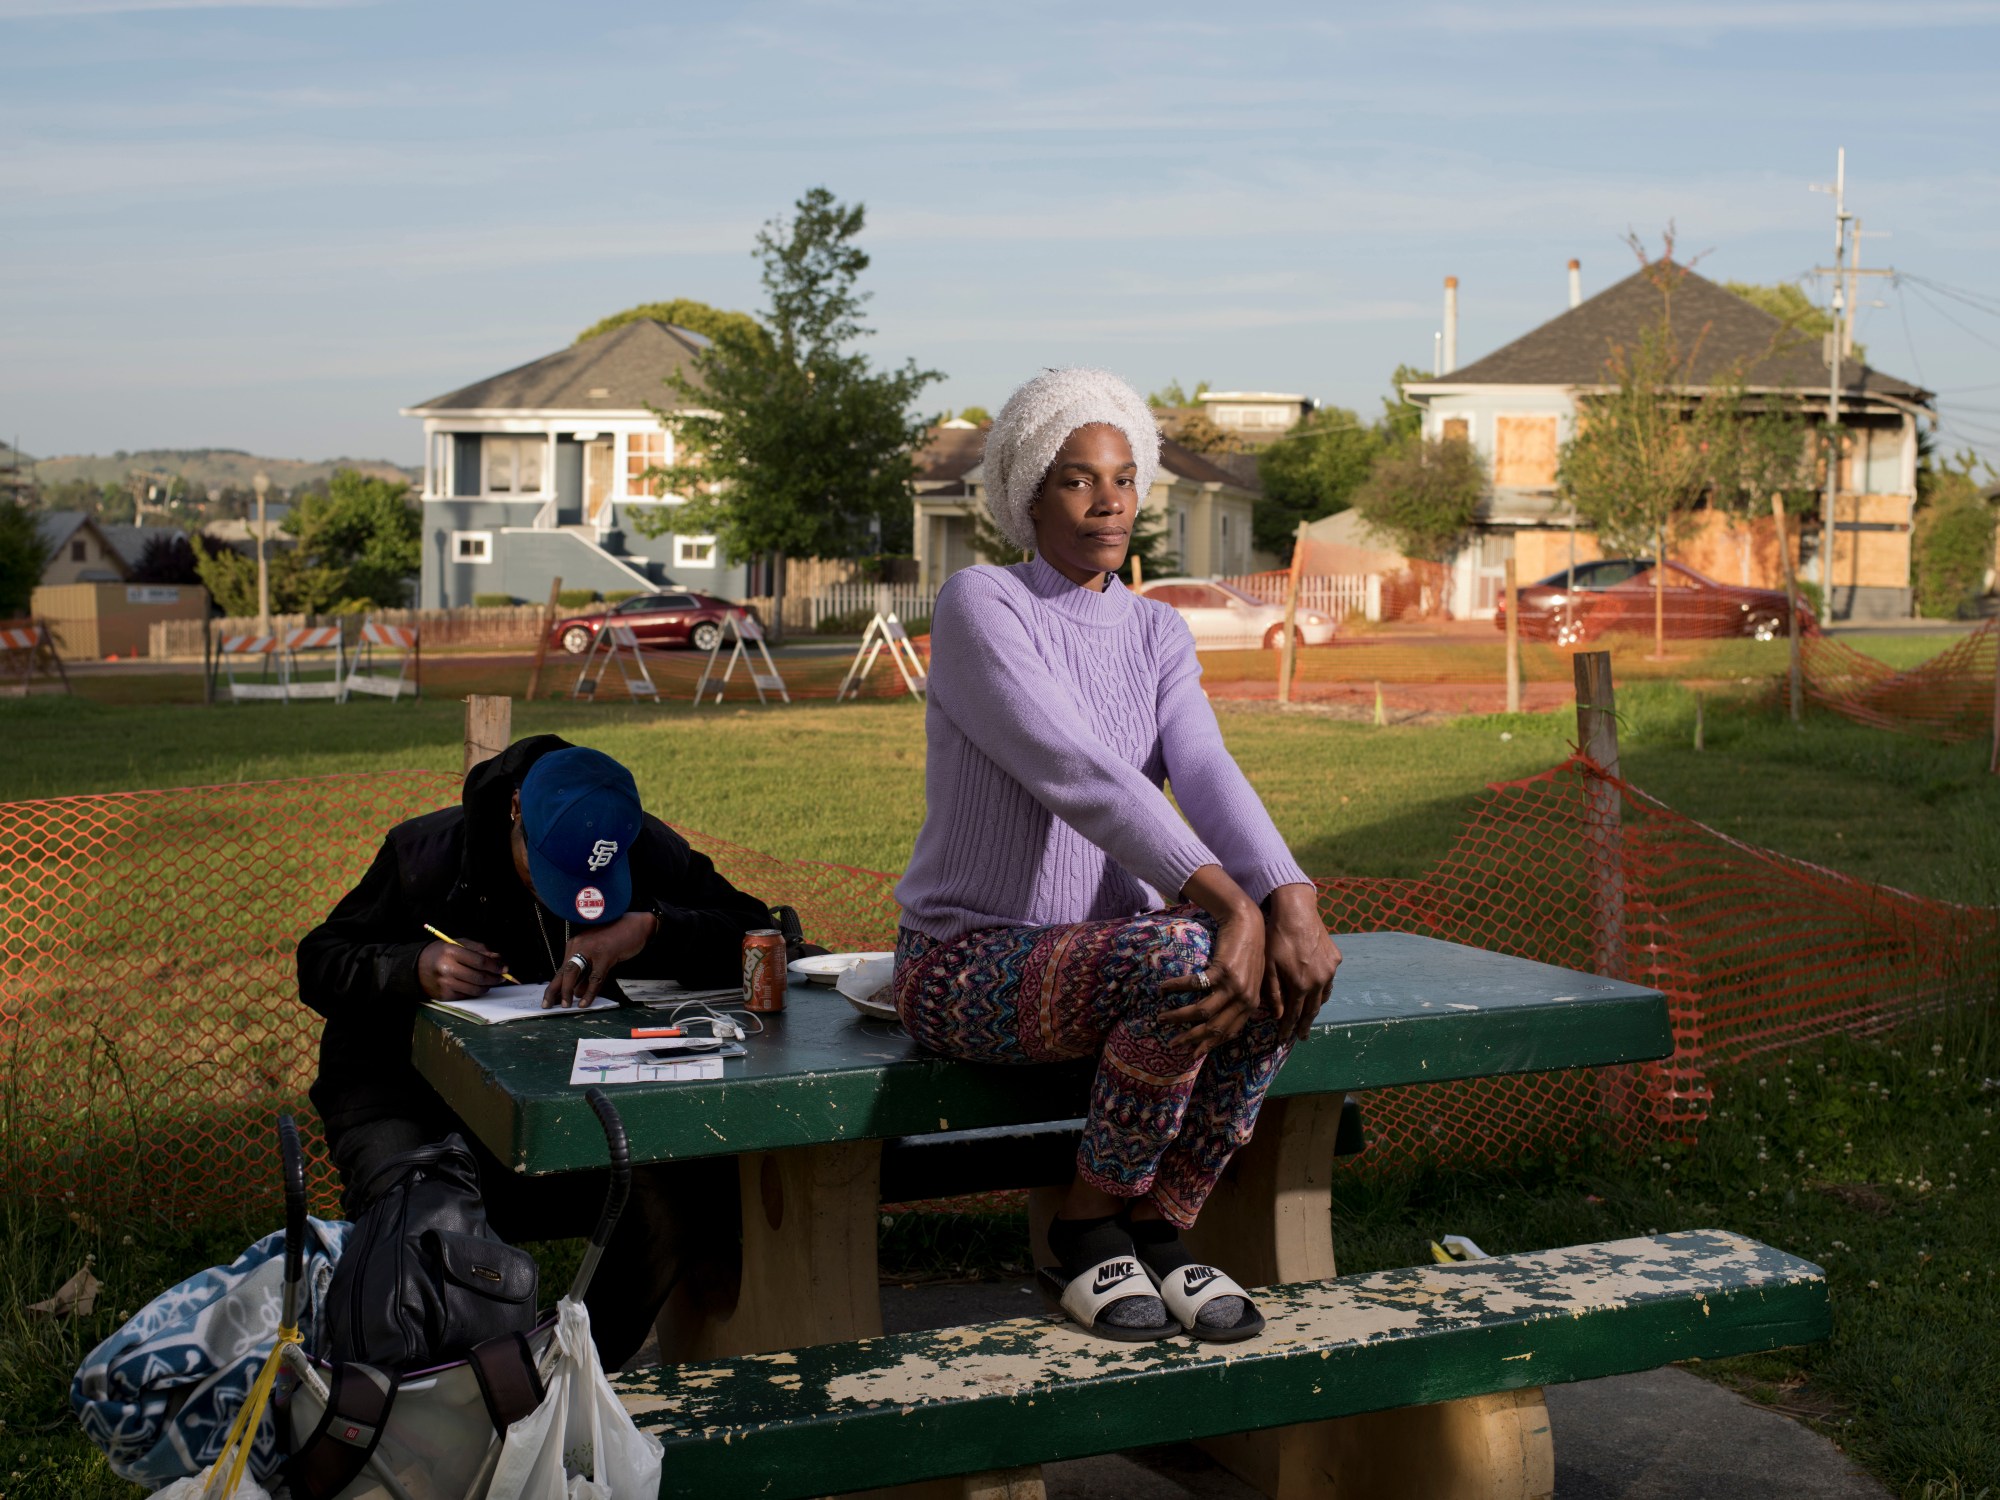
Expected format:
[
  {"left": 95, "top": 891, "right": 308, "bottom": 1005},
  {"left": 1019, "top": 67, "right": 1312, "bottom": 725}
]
[{"left": 29, "top": 448, "right": 419, "bottom": 493}]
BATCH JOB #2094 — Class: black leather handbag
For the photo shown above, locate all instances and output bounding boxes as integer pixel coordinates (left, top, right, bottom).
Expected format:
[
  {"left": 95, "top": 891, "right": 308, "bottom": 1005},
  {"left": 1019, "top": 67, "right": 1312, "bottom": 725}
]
[{"left": 319, "top": 1134, "right": 539, "bottom": 1370}]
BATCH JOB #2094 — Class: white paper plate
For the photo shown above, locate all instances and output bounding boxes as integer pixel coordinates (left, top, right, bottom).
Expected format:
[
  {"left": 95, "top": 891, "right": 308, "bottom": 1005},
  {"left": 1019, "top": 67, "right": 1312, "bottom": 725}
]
[
  {"left": 787, "top": 951, "right": 894, "bottom": 987},
  {"left": 836, "top": 954, "right": 898, "bottom": 1021}
]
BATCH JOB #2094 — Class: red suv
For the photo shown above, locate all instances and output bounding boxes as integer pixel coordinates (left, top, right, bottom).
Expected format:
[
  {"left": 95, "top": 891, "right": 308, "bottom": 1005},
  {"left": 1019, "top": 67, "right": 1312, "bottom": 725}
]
[{"left": 550, "top": 590, "right": 756, "bottom": 655}]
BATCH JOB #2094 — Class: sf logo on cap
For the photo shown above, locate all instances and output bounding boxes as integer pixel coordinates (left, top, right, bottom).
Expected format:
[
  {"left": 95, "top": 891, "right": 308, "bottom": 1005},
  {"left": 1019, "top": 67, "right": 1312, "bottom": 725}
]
[{"left": 586, "top": 838, "right": 619, "bottom": 872}]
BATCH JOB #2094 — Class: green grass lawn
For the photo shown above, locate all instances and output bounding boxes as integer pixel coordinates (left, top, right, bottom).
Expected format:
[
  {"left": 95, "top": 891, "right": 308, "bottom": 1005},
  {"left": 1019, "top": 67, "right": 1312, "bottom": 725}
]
[{"left": 3, "top": 667, "right": 1997, "bottom": 1498}]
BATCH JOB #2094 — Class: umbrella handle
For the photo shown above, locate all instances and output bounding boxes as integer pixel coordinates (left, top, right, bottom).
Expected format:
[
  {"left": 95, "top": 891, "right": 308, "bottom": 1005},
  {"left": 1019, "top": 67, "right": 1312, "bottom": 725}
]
[
  {"left": 567, "top": 1089, "right": 629, "bottom": 1305},
  {"left": 278, "top": 1115, "right": 306, "bottom": 1295},
  {"left": 583, "top": 1087, "right": 630, "bottom": 1249}
]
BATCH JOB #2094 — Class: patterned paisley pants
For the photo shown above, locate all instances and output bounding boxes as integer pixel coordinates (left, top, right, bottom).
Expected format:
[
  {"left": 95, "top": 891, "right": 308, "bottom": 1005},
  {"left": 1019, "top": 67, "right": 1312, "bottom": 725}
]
[{"left": 892, "top": 908, "right": 1291, "bottom": 1228}]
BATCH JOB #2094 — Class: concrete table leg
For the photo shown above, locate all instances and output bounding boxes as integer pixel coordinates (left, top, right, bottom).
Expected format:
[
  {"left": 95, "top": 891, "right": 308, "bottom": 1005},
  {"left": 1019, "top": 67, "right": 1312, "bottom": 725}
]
[{"left": 1183, "top": 1095, "right": 1555, "bottom": 1500}]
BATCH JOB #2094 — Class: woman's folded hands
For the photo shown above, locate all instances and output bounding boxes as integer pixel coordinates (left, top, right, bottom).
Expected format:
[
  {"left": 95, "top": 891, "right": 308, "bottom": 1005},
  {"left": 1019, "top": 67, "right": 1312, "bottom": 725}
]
[{"left": 1260, "top": 883, "right": 1344, "bottom": 1044}]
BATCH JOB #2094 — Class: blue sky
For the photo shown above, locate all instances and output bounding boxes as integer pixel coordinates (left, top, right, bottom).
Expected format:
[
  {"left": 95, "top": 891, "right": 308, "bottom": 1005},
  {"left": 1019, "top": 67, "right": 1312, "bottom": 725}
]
[{"left": 5, "top": 0, "right": 2000, "bottom": 467}]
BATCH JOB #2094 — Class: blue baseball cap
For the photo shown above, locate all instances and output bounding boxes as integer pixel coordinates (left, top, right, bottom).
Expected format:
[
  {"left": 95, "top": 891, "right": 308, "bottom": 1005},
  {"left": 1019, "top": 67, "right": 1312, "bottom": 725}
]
[{"left": 518, "top": 748, "right": 642, "bottom": 926}]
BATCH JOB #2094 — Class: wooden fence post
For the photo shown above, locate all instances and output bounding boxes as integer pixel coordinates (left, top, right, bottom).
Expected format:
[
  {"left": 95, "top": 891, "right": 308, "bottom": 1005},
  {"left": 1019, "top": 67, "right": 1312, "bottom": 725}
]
[
  {"left": 524, "top": 575, "right": 563, "bottom": 703},
  {"left": 464, "top": 694, "right": 512, "bottom": 776},
  {"left": 1990, "top": 621, "right": 1999, "bottom": 776},
  {"left": 1772, "top": 495, "right": 1801, "bottom": 725},
  {"left": 1503, "top": 557, "right": 1520, "bottom": 715},
  {"left": 1573, "top": 651, "right": 1626, "bottom": 980},
  {"left": 1278, "top": 521, "right": 1306, "bottom": 706}
]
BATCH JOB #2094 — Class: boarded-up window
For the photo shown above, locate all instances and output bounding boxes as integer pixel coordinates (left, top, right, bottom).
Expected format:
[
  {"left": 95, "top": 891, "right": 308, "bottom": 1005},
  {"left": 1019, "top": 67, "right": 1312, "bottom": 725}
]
[
  {"left": 1493, "top": 416, "right": 1558, "bottom": 488},
  {"left": 1441, "top": 417, "right": 1469, "bottom": 444}
]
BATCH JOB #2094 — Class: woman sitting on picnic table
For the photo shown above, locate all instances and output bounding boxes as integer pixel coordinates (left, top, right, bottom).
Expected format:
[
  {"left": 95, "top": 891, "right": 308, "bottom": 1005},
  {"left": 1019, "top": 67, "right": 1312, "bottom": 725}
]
[{"left": 894, "top": 367, "right": 1343, "bottom": 1343}]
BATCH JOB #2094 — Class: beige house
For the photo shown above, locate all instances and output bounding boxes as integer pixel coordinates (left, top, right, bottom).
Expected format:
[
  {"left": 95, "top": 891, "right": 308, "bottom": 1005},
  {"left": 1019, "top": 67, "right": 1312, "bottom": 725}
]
[
  {"left": 1402, "top": 265, "right": 1934, "bottom": 621},
  {"left": 36, "top": 511, "right": 129, "bottom": 586},
  {"left": 911, "top": 424, "right": 1267, "bottom": 591}
]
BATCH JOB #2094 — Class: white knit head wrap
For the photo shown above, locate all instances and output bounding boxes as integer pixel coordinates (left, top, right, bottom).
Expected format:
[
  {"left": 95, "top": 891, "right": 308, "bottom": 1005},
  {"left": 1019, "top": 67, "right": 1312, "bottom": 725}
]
[{"left": 982, "top": 368, "right": 1162, "bottom": 553}]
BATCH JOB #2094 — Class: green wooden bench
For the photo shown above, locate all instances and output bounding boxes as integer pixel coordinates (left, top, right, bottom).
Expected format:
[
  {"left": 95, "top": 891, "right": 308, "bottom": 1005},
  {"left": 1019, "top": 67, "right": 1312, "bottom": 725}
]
[
  {"left": 411, "top": 931, "right": 1828, "bottom": 1499},
  {"left": 617, "top": 1231, "right": 1826, "bottom": 1500}
]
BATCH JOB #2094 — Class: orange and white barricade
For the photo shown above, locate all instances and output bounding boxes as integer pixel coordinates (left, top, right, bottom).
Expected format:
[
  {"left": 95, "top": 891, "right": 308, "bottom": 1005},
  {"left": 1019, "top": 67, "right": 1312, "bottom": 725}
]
[
  {"left": 346, "top": 620, "right": 420, "bottom": 701},
  {"left": 837, "top": 611, "right": 927, "bottom": 702},
  {"left": 0, "top": 619, "right": 69, "bottom": 696},
  {"left": 281, "top": 625, "right": 347, "bottom": 700},
  {"left": 218, "top": 633, "right": 285, "bottom": 701}
]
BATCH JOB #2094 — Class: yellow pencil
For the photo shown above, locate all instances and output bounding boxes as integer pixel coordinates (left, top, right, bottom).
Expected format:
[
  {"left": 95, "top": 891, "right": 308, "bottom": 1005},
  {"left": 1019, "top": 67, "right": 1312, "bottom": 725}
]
[{"left": 423, "top": 923, "right": 520, "bottom": 984}]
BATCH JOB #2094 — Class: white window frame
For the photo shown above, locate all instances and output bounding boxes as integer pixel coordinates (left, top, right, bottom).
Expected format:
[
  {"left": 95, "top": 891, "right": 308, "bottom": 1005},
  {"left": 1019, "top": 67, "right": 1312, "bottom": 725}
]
[
  {"left": 624, "top": 428, "right": 672, "bottom": 500},
  {"left": 482, "top": 436, "right": 546, "bottom": 497},
  {"left": 451, "top": 530, "right": 493, "bottom": 564},
  {"left": 674, "top": 534, "right": 718, "bottom": 567}
]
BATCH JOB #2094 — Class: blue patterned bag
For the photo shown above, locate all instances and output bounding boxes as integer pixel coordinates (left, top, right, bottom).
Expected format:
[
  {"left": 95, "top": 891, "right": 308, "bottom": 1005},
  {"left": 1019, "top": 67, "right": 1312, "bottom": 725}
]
[{"left": 72, "top": 1218, "right": 350, "bottom": 1488}]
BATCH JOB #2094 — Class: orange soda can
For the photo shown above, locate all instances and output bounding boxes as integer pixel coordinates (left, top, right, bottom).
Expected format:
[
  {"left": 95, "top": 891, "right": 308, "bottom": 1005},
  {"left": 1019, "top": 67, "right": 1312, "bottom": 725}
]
[{"left": 741, "top": 929, "right": 787, "bottom": 1013}]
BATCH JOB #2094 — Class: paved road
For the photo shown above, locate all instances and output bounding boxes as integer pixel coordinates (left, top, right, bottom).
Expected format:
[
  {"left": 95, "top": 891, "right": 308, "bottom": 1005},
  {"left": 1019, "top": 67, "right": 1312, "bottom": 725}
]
[{"left": 880, "top": 1281, "right": 1887, "bottom": 1499}]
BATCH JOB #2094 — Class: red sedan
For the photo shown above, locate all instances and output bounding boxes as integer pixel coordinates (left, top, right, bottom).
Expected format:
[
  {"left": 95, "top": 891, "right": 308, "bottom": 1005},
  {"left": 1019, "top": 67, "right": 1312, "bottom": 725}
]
[
  {"left": 1497, "top": 559, "right": 1814, "bottom": 645},
  {"left": 550, "top": 590, "right": 756, "bottom": 655}
]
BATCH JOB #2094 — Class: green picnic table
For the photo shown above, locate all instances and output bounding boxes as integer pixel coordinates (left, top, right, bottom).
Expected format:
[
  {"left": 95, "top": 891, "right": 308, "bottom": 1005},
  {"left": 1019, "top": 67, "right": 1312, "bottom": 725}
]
[{"left": 411, "top": 931, "right": 1828, "bottom": 1500}]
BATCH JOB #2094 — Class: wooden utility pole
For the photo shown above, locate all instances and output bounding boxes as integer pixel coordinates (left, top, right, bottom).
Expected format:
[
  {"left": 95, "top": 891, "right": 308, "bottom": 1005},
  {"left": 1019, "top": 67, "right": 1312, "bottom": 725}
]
[
  {"left": 1130, "top": 552, "right": 1144, "bottom": 590},
  {"left": 1277, "top": 521, "right": 1306, "bottom": 706},
  {"left": 464, "top": 695, "right": 511, "bottom": 776},
  {"left": 1772, "top": 495, "right": 1802, "bottom": 724},
  {"left": 1503, "top": 557, "right": 1520, "bottom": 714},
  {"left": 1573, "top": 651, "right": 1626, "bottom": 980},
  {"left": 524, "top": 575, "right": 563, "bottom": 701}
]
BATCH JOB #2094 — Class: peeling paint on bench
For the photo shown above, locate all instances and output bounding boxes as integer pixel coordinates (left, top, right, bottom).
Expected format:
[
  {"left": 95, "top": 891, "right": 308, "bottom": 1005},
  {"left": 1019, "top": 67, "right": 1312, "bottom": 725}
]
[{"left": 614, "top": 1232, "right": 1828, "bottom": 1500}]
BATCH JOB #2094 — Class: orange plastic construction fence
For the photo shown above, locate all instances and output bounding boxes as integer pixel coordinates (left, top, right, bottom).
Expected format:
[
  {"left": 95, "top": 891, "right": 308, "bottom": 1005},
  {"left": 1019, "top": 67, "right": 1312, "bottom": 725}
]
[
  {"left": 1, "top": 760, "right": 1992, "bottom": 1221},
  {"left": 1800, "top": 619, "right": 1997, "bottom": 743}
]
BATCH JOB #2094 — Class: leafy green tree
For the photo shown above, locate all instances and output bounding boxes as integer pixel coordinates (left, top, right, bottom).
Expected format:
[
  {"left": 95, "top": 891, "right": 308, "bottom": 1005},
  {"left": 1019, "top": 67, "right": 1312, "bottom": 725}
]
[
  {"left": 1913, "top": 450, "right": 1998, "bottom": 618},
  {"left": 1724, "top": 281, "right": 1860, "bottom": 362},
  {"left": 194, "top": 469, "right": 416, "bottom": 615},
  {"left": 954, "top": 406, "right": 991, "bottom": 426},
  {"left": 286, "top": 469, "right": 421, "bottom": 607},
  {"left": 1378, "top": 364, "right": 1430, "bottom": 442},
  {"left": 575, "top": 298, "right": 767, "bottom": 351},
  {"left": 1147, "top": 378, "right": 1209, "bottom": 410},
  {"left": 1558, "top": 277, "right": 1752, "bottom": 654},
  {"left": 1255, "top": 406, "right": 1382, "bottom": 557},
  {"left": 1350, "top": 434, "right": 1486, "bottom": 565},
  {"left": 962, "top": 492, "right": 1176, "bottom": 582},
  {"left": 0, "top": 499, "right": 51, "bottom": 616},
  {"left": 636, "top": 188, "right": 942, "bottom": 583}
]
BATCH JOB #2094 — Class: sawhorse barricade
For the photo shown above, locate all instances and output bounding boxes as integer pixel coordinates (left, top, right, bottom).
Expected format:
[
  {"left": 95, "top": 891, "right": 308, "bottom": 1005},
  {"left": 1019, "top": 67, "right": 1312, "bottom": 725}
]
[
  {"left": 218, "top": 633, "right": 285, "bottom": 701},
  {"left": 346, "top": 621, "right": 420, "bottom": 701},
  {"left": 837, "top": 611, "right": 927, "bottom": 701},
  {"left": 693, "top": 613, "right": 788, "bottom": 705},
  {"left": 281, "top": 626, "right": 346, "bottom": 701},
  {"left": 571, "top": 623, "right": 659, "bottom": 702},
  {"left": 0, "top": 619, "right": 70, "bottom": 696}
]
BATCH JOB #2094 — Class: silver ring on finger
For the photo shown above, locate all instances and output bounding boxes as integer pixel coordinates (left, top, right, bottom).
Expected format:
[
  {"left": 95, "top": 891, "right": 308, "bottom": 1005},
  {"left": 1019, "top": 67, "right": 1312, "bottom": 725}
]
[
  {"left": 1194, "top": 971, "right": 1214, "bottom": 994},
  {"left": 568, "top": 952, "right": 590, "bottom": 974}
]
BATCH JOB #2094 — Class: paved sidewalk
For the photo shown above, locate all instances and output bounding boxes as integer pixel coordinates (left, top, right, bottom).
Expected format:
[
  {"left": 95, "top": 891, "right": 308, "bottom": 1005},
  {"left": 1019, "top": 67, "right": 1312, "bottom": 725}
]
[{"left": 881, "top": 1281, "right": 1887, "bottom": 1499}]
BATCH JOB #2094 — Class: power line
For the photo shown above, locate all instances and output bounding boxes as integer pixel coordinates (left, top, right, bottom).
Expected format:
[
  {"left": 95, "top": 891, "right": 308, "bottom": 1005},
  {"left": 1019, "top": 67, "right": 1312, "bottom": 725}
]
[
  {"left": 1899, "top": 272, "right": 2000, "bottom": 321},
  {"left": 1894, "top": 282, "right": 1927, "bottom": 387},
  {"left": 1902, "top": 280, "right": 2000, "bottom": 356}
]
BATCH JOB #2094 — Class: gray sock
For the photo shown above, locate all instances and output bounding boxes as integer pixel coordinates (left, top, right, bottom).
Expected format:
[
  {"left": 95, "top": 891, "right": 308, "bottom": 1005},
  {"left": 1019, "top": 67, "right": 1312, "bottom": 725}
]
[
  {"left": 1049, "top": 1213, "right": 1168, "bottom": 1329},
  {"left": 1128, "top": 1216, "right": 1246, "bottom": 1329}
]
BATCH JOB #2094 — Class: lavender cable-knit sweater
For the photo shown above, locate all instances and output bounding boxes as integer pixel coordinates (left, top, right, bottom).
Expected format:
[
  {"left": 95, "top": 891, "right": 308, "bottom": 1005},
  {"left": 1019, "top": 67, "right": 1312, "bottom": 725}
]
[{"left": 895, "top": 557, "right": 1310, "bottom": 939}]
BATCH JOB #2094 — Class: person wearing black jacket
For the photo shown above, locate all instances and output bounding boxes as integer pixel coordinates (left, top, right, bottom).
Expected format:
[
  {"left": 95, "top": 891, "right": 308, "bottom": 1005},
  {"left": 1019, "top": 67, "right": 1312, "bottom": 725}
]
[{"left": 297, "top": 733, "right": 773, "bottom": 1366}]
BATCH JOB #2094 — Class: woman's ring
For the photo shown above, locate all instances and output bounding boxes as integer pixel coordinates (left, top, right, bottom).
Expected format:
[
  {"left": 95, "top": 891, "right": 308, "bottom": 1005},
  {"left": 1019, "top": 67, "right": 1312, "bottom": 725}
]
[
  {"left": 567, "top": 953, "right": 590, "bottom": 974},
  {"left": 1194, "top": 971, "right": 1214, "bottom": 994}
]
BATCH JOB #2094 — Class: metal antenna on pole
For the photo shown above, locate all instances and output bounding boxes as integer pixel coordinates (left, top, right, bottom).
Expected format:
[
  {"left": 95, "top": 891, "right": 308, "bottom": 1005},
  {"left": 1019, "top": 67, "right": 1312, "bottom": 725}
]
[
  {"left": 1809, "top": 149, "right": 1849, "bottom": 614},
  {"left": 1808, "top": 150, "right": 1896, "bottom": 626}
]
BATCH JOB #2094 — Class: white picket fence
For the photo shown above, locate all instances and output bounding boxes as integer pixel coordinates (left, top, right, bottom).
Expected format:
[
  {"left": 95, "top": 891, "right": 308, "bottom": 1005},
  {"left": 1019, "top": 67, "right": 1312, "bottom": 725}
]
[
  {"left": 1219, "top": 571, "right": 1379, "bottom": 622},
  {"left": 798, "top": 583, "right": 938, "bottom": 631}
]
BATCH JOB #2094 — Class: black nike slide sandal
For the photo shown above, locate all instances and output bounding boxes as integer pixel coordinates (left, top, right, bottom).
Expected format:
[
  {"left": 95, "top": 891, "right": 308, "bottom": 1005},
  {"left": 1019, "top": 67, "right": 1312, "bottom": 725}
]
[
  {"left": 1036, "top": 1255, "right": 1178, "bottom": 1343},
  {"left": 1149, "top": 1262, "right": 1266, "bottom": 1342}
]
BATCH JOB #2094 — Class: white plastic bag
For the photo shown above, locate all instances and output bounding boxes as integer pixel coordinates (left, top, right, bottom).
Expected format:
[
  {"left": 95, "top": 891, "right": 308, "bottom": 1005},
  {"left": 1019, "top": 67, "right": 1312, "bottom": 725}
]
[
  {"left": 486, "top": 1298, "right": 662, "bottom": 1500},
  {"left": 152, "top": 1469, "right": 273, "bottom": 1500}
]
